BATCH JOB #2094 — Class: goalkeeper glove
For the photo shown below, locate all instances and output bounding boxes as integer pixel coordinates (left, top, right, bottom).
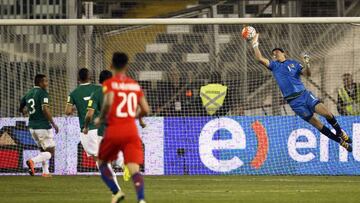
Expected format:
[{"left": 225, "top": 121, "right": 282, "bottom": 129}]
[
  {"left": 302, "top": 52, "right": 310, "bottom": 64},
  {"left": 252, "top": 33, "right": 259, "bottom": 48}
]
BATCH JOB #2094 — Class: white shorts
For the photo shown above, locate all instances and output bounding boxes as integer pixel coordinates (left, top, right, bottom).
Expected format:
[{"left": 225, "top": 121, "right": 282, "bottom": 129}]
[
  {"left": 80, "top": 129, "right": 103, "bottom": 157},
  {"left": 30, "top": 129, "right": 55, "bottom": 150}
]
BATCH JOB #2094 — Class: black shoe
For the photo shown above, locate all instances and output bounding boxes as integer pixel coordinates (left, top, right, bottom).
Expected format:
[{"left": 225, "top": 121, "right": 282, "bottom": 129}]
[
  {"left": 339, "top": 130, "right": 352, "bottom": 143},
  {"left": 340, "top": 139, "right": 353, "bottom": 152}
]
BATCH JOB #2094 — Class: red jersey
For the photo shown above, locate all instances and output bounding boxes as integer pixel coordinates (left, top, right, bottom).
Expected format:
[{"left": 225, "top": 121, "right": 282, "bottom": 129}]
[{"left": 102, "top": 73, "right": 144, "bottom": 127}]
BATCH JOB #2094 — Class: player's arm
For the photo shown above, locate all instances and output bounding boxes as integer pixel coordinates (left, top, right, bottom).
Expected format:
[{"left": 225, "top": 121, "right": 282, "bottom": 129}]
[
  {"left": 137, "top": 96, "right": 150, "bottom": 118},
  {"left": 301, "top": 53, "right": 311, "bottom": 77},
  {"left": 83, "top": 100, "right": 95, "bottom": 134},
  {"left": 137, "top": 106, "right": 147, "bottom": 128},
  {"left": 19, "top": 97, "right": 28, "bottom": 116},
  {"left": 95, "top": 91, "right": 114, "bottom": 127},
  {"left": 251, "top": 33, "right": 270, "bottom": 68},
  {"left": 42, "top": 103, "right": 59, "bottom": 134},
  {"left": 65, "top": 95, "right": 75, "bottom": 116}
]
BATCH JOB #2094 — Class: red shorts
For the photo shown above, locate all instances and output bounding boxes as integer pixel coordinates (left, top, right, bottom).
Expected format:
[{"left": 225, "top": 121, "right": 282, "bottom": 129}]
[{"left": 98, "top": 125, "right": 144, "bottom": 164}]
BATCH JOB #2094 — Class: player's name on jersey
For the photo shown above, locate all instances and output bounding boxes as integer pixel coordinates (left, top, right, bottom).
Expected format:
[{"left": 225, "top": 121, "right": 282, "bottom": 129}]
[{"left": 110, "top": 82, "right": 140, "bottom": 91}]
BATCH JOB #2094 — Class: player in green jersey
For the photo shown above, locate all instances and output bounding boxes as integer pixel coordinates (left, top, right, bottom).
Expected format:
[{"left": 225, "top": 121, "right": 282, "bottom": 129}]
[
  {"left": 83, "top": 70, "right": 112, "bottom": 137},
  {"left": 19, "top": 74, "right": 59, "bottom": 177},
  {"left": 65, "top": 68, "right": 102, "bottom": 164},
  {"left": 83, "top": 70, "right": 146, "bottom": 182},
  {"left": 83, "top": 70, "right": 126, "bottom": 188}
]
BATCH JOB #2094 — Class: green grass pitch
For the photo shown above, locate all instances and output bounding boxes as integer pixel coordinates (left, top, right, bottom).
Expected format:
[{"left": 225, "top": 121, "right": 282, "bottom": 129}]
[{"left": 0, "top": 175, "right": 360, "bottom": 203}]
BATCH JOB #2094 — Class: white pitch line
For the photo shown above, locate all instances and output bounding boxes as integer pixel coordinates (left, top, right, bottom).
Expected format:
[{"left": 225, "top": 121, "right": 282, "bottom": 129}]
[
  {"left": 172, "top": 189, "right": 321, "bottom": 194},
  {"left": 153, "top": 177, "right": 360, "bottom": 183}
]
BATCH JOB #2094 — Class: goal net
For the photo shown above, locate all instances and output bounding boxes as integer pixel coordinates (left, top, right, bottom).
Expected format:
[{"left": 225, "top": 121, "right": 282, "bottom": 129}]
[{"left": 0, "top": 19, "right": 359, "bottom": 175}]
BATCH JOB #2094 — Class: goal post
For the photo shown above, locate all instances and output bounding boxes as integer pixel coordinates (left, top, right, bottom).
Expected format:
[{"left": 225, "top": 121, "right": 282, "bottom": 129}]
[{"left": 0, "top": 17, "right": 360, "bottom": 175}]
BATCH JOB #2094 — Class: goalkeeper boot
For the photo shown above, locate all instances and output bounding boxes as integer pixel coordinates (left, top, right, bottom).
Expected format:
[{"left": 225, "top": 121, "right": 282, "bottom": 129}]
[
  {"left": 340, "top": 139, "right": 353, "bottom": 152},
  {"left": 339, "top": 130, "right": 352, "bottom": 143},
  {"left": 111, "top": 191, "right": 125, "bottom": 203},
  {"left": 122, "top": 165, "right": 131, "bottom": 182},
  {"left": 26, "top": 160, "right": 35, "bottom": 176}
]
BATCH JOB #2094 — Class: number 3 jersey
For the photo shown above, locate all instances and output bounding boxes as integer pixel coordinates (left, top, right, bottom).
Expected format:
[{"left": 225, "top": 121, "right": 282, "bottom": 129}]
[
  {"left": 21, "top": 86, "right": 51, "bottom": 129},
  {"left": 67, "top": 83, "right": 101, "bottom": 131},
  {"left": 102, "top": 73, "right": 144, "bottom": 129}
]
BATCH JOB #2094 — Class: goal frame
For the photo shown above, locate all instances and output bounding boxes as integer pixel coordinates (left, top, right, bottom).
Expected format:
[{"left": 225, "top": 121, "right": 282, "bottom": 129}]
[{"left": 0, "top": 17, "right": 359, "bottom": 26}]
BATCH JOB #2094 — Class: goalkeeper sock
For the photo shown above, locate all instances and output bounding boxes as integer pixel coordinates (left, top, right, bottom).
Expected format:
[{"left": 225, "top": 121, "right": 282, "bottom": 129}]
[
  {"left": 320, "top": 126, "right": 341, "bottom": 143},
  {"left": 326, "top": 116, "right": 342, "bottom": 136},
  {"left": 132, "top": 172, "right": 145, "bottom": 201},
  {"left": 99, "top": 163, "right": 120, "bottom": 195},
  {"left": 32, "top": 152, "right": 51, "bottom": 163}
]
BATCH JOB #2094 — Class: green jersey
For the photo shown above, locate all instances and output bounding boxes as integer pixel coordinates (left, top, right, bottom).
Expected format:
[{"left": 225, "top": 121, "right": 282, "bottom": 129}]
[
  {"left": 88, "top": 87, "right": 105, "bottom": 136},
  {"left": 68, "top": 83, "right": 101, "bottom": 131},
  {"left": 21, "top": 86, "right": 51, "bottom": 129}
]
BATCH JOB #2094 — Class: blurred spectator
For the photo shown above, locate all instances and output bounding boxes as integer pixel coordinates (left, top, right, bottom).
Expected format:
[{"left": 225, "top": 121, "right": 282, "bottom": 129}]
[
  {"left": 337, "top": 73, "right": 360, "bottom": 115},
  {"left": 155, "top": 67, "right": 192, "bottom": 116}
]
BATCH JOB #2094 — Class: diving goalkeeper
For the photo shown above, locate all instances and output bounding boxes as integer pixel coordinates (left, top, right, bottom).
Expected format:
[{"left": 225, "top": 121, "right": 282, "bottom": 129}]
[{"left": 250, "top": 33, "right": 352, "bottom": 152}]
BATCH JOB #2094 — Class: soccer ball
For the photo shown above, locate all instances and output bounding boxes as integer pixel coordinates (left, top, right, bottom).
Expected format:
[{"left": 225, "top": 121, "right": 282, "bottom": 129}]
[{"left": 242, "top": 26, "right": 256, "bottom": 41}]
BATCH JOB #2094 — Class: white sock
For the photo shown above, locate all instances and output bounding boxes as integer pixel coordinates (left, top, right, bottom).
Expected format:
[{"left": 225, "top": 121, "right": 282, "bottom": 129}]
[
  {"left": 108, "top": 163, "right": 121, "bottom": 191},
  {"left": 31, "top": 152, "right": 51, "bottom": 163},
  {"left": 95, "top": 160, "right": 99, "bottom": 170},
  {"left": 42, "top": 161, "right": 49, "bottom": 174}
]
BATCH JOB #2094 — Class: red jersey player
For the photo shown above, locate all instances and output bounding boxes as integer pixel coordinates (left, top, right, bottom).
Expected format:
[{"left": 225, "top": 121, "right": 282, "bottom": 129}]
[{"left": 94, "top": 52, "right": 150, "bottom": 203}]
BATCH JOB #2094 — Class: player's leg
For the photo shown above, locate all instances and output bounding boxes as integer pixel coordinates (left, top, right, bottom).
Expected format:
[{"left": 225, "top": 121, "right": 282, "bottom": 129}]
[
  {"left": 288, "top": 93, "right": 352, "bottom": 151},
  {"left": 41, "top": 146, "right": 54, "bottom": 177},
  {"left": 124, "top": 138, "right": 145, "bottom": 203},
  {"left": 98, "top": 160, "right": 125, "bottom": 203},
  {"left": 113, "top": 151, "right": 130, "bottom": 181},
  {"left": 307, "top": 115, "right": 352, "bottom": 152},
  {"left": 314, "top": 102, "right": 352, "bottom": 143},
  {"left": 27, "top": 129, "right": 54, "bottom": 176},
  {"left": 307, "top": 116, "right": 340, "bottom": 142},
  {"left": 127, "top": 163, "right": 145, "bottom": 203},
  {"left": 80, "top": 129, "right": 101, "bottom": 167},
  {"left": 98, "top": 134, "right": 124, "bottom": 202}
]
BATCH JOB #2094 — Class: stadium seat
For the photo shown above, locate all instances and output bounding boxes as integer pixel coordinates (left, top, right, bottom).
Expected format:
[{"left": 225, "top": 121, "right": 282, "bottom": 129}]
[
  {"left": 219, "top": 24, "right": 243, "bottom": 34},
  {"left": 183, "top": 34, "right": 205, "bottom": 44},
  {"left": 197, "top": 44, "right": 210, "bottom": 53},
  {"left": 217, "top": 4, "right": 234, "bottom": 15},
  {"left": 135, "top": 53, "right": 158, "bottom": 62},
  {"left": 129, "top": 62, "right": 147, "bottom": 71},
  {"left": 172, "top": 44, "right": 194, "bottom": 53},
  {"left": 149, "top": 62, "right": 173, "bottom": 71},
  {"left": 192, "top": 24, "right": 209, "bottom": 33},
  {"left": 156, "top": 33, "right": 179, "bottom": 43},
  {"left": 161, "top": 53, "right": 183, "bottom": 62},
  {"left": 219, "top": 52, "right": 235, "bottom": 62}
]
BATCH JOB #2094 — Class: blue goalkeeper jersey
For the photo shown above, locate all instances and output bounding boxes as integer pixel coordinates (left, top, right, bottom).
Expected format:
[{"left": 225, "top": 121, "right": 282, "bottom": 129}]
[{"left": 269, "top": 59, "right": 306, "bottom": 98}]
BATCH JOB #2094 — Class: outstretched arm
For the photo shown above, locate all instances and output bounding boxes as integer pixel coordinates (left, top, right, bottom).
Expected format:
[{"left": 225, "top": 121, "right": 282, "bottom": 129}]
[
  {"left": 251, "top": 33, "right": 270, "bottom": 68},
  {"left": 301, "top": 53, "right": 311, "bottom": 77}
]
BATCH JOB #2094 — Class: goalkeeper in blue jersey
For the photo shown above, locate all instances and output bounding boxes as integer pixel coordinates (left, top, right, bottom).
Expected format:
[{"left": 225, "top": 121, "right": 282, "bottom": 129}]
[{"left": 250, "top": 33, "right": 352, "bottom": 152}]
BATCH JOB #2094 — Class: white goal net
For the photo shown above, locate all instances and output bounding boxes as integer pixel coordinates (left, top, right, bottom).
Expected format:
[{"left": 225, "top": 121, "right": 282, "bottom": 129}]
[{"left": 0, "top": 18, "right": 360, "bottom": 175}]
